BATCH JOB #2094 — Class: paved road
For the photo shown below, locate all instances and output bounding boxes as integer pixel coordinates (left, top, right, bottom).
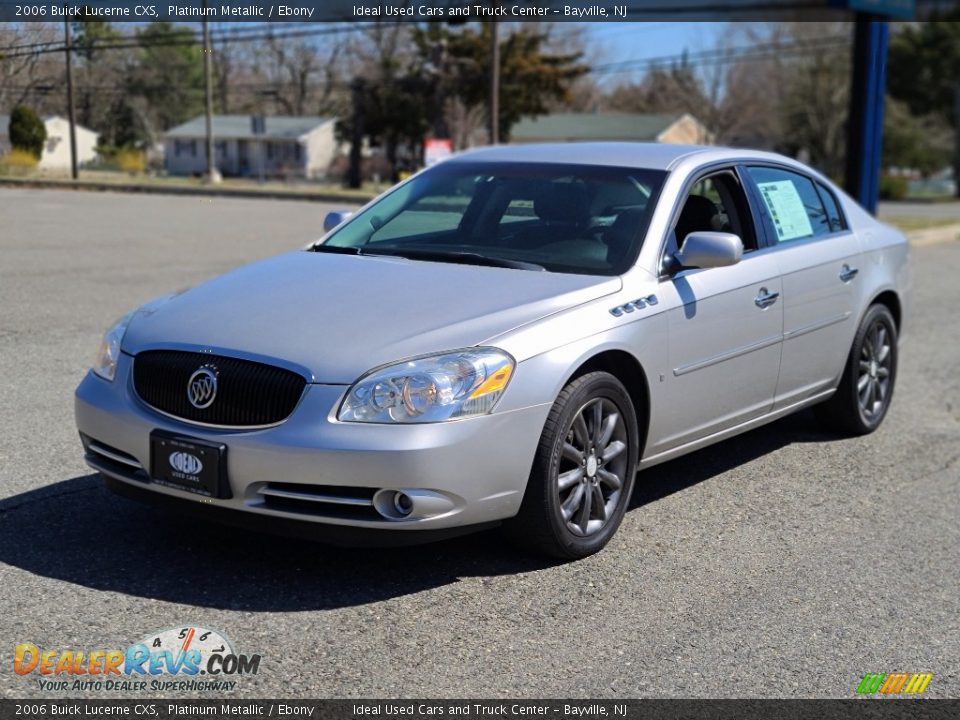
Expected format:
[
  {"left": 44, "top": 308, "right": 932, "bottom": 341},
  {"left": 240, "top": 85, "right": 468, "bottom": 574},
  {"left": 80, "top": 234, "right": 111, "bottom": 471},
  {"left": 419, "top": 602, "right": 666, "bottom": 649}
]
[
  {"left": 878, "top": 200, "right": 960, "bottom": 220},
  {"left": 1, "top": 189, "right": 957, "bottom": 699}
]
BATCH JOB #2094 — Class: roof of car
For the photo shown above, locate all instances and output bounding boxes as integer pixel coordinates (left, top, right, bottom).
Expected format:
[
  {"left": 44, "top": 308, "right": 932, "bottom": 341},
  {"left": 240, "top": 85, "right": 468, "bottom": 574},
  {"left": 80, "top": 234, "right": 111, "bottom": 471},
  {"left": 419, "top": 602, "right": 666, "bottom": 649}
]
[{"left": 449, "top": 142, "right": 779, "bottom": 172}]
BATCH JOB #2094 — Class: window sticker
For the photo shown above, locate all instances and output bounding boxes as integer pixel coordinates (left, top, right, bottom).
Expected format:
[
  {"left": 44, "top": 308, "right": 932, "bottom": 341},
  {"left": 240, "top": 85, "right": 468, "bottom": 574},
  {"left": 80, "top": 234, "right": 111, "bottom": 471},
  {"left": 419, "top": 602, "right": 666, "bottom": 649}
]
[{"left": 756, "top": 180, "right": 814, "bottom": 242}]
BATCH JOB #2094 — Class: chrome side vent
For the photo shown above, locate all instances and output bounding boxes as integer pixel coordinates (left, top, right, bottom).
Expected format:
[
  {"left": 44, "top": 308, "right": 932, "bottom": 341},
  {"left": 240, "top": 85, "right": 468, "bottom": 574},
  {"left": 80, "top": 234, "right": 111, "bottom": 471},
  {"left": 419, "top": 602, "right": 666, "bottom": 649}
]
[
  {"left": 610, "top": 295, "right": 658, "bottom": 317},
  {"left": 82, "top": 434, "right": 148, "bottom": 483},
  {"left": 254, "top": 483, "right": 380, "bottom": 521}
]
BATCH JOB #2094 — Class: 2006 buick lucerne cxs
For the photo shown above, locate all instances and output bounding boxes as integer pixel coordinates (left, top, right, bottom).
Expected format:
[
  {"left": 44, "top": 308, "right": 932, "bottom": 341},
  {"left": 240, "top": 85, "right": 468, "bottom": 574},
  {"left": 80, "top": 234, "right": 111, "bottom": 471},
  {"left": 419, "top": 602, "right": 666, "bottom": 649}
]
[{"left": 75, "top": 143, "right": 911, "bottom": 559}]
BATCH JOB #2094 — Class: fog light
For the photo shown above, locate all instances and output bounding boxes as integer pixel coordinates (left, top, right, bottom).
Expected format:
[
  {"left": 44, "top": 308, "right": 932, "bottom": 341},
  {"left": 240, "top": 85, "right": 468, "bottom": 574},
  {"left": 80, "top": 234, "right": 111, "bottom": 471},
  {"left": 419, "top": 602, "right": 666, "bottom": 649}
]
[{"left": 393, "top": 491, "right": 413, "bottom": 517}]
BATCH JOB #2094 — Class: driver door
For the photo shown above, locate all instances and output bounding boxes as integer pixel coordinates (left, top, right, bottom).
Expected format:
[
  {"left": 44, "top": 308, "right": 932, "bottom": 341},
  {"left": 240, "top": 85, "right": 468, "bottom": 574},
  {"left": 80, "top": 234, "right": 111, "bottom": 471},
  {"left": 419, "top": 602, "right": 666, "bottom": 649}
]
[{"left": 646, "top": 169, "right": 784, "bottom": 456}]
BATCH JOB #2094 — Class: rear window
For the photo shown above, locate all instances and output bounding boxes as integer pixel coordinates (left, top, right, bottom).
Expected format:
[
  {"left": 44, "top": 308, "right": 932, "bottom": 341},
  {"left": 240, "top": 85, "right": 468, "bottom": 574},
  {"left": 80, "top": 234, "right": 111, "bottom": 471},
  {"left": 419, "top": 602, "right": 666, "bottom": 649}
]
[
  {"left": 746, "top": 166, "right": 833, "bottom": 243},
  {"left": 816, "top": 182, "right": 847, "bottom": 233}
]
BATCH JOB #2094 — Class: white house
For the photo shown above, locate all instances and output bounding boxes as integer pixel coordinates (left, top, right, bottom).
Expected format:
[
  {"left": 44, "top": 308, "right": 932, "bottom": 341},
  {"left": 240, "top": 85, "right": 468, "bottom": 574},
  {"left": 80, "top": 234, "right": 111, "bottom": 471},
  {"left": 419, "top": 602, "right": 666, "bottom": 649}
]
[
  {"left": 164, "top": 115, "right": 338, "bottom": 179},
  {"left": 0, "top": 114, "right": 99, "bottom": 169}
]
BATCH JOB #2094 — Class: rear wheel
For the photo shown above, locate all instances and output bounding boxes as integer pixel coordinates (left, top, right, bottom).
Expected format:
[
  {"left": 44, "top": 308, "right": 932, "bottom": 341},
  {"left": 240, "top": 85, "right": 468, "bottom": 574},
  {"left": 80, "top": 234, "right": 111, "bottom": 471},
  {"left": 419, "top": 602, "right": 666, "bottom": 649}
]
[
  {"left": 815, "top": 304, "right": 898, "bottom": 436},
  {"left": 505, "top": 371, "right": 639, "bottom": 559}
]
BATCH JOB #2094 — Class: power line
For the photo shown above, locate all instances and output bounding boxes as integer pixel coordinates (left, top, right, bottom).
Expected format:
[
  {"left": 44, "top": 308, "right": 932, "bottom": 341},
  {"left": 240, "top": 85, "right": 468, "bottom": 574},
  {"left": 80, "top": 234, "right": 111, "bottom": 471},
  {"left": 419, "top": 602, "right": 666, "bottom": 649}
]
[
  {"left": 0, "top": 22, "right": 373, "bottom": 58},
  {"left": 1, "top": 36, "right": 854, "bottom": 97},
  {"left": 589, "top": 35, "right": 850, "bottom": 75}
]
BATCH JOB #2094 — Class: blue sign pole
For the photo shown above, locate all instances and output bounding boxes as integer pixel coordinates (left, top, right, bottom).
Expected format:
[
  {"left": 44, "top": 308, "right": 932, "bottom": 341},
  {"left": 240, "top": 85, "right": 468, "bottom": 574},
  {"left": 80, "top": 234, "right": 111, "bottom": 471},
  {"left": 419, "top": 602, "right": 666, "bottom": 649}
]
[{"left": 845, "top": 17, "right": 890, "bottom": 215}]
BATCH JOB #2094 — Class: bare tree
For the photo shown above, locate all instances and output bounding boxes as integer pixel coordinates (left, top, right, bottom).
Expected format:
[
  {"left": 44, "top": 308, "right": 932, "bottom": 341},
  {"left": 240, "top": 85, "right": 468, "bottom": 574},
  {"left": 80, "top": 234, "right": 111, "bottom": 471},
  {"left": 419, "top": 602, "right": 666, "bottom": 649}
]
[
  {"left": 253, "top": 27, "right": 347, "bottom": 116},
  {"left": 0, "top": 23, "right": 62, "bottom": 112},
  {"left": 443, "top": 97, "right": 486, "bottom": 150}
]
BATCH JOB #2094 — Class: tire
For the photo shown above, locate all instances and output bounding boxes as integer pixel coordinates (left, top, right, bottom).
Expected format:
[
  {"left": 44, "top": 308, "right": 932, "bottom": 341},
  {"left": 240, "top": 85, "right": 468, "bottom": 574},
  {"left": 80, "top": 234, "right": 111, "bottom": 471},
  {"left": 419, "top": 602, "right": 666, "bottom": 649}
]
[
  {"left": 504, "top": 371, "right": 639, "bottom": 560},
  {"left": 815, "top": 303, "right": 898, "bottom": 436}
]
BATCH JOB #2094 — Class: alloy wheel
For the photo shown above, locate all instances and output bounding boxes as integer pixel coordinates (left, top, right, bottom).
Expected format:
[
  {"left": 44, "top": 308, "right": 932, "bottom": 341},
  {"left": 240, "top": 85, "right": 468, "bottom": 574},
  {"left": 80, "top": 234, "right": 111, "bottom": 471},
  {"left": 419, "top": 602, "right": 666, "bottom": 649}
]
[
  {"left": 556, "top": 397, "right": 629, "bottom": 537},
  {"left": 857, "top": 319, "right": 892, "bottom": 420}
]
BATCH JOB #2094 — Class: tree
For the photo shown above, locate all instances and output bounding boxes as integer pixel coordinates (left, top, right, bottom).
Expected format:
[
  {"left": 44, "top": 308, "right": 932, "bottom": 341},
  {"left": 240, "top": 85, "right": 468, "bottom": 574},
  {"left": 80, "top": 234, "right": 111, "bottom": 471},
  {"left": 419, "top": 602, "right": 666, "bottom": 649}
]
[
  {"left": 71, "top": 18, "right": 126, "bottom": 135},
  {"left": 125, "top": 23, "right": 205, "bottom": 131},
  {"left": 336, "top": 25, "right": 426, "bottom": 181},
  {"left": 0, "top": 23, "right": 61, "bottom": 113},
  {"left": 412, "top": 23, "right": 588, "bottom": 142},
  {"left": 607, "top": 60, "right": 709, "bottom": 116},
  {"left": 888, "top": 19, "right": 960, "bottom": 195},
  {"left": 9, "top": 105, "right": 47, "bottom": 159},
  {"left": 883, "top": 97, "right": 953, "bottom": 177},
  {"left": 99, "top": 97, "right": 150, "bottom": 150},
  {"left": 254, "top": 32, "right": 345, "bottom": 116},
  {"left": 780, "top": 39, "right": 850, "bottom": 180}
]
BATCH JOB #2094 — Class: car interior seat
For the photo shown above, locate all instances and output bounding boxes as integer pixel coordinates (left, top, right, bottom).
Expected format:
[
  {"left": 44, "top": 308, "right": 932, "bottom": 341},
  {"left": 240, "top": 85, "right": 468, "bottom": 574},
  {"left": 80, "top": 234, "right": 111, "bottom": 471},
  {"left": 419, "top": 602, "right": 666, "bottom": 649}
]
[{"left": 675, "top": 194, "right": 719, "bottom": 245}]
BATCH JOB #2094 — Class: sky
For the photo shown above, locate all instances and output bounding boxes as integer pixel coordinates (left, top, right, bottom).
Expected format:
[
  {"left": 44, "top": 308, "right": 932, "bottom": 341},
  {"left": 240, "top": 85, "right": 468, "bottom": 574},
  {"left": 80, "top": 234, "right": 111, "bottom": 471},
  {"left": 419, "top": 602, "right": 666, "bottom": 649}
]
[{"left": 583, "top": 22, "right": 730, "bottom": 86}]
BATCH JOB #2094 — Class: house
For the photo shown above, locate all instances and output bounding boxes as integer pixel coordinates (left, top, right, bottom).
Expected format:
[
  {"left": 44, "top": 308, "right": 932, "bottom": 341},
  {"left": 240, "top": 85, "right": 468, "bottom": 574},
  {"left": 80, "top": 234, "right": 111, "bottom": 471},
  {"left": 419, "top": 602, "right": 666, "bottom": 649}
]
[
  {"left": 163, "top": 115, "right": 338, "bottom": 179},
  {"left": 510, "top": 112, "right": 712, "bottom": 145},
  {"left": 0, "top": 114, "right": 99, "bottom": 169}
]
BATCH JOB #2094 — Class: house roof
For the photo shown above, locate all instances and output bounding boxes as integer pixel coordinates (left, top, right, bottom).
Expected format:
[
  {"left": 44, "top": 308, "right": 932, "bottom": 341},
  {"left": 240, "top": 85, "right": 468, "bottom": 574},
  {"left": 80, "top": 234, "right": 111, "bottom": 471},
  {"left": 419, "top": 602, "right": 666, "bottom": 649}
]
[
  {"left": 165, "top": 115, "right": 334, "bottom": 141},
  {"left": 510, "top": 112, "right": 690, "bottom": 142}
]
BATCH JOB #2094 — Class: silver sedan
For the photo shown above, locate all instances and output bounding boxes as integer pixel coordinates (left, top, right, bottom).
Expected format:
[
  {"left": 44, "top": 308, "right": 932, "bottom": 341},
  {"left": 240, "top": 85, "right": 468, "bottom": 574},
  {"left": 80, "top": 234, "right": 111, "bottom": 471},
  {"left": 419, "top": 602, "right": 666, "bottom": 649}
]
[{"left": 75, "top": 143, "right": 911, "bottom": 558}]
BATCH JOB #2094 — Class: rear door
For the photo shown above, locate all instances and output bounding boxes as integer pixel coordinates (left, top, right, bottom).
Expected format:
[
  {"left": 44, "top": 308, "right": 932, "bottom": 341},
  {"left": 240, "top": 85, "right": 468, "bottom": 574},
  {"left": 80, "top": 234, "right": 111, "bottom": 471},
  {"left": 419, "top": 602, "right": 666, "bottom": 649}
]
[{"left": 743, "top": 166, "right": 862, "bottom": 409}]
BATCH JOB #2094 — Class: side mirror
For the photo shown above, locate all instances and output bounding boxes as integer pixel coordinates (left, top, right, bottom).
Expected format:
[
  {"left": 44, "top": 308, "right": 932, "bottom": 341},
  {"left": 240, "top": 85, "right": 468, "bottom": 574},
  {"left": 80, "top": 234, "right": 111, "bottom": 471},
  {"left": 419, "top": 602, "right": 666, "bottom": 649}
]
[
  {"left": 674, "top": 231, "right": 743, "bottom": 269},
  {"left": 323, "top": 210, "right": 353, "bottom": 233}
]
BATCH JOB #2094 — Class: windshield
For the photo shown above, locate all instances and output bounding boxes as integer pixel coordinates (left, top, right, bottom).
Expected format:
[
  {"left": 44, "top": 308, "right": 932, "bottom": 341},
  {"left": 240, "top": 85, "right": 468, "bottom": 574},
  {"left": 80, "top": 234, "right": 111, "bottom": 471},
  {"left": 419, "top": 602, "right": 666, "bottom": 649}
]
[{"left": 321, "top": 161, "right": 667, "bottom": 275}]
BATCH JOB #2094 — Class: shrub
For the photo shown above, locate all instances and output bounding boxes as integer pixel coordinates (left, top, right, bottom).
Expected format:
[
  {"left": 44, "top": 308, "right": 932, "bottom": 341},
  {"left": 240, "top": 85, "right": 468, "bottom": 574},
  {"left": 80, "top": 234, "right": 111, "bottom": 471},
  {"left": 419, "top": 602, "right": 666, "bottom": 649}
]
[
  {"left": 0, "top": 148, "right": 40, "bottom": 176},
  {"left": 94, "top": 145, "right": 147, "bottom": 174},
  {"left": 879, "top": 174, "right": 908, "bottom": 200},
  {"left": 115, "top": 149, "right": 146, "bottom": 174},
  {"left": 8, "top": 105, "right": 46, "bottom": 160}
]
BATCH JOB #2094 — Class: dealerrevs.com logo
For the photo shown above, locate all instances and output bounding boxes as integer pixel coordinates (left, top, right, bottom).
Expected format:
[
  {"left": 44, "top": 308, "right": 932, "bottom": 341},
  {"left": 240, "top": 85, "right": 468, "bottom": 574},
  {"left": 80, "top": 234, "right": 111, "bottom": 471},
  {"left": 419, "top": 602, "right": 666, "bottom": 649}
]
[
  {"left": 856, "top": 672, "right": 933, "bottom": 695},
  {"left": 14, "top": 626, "right": 261, "bottom": 693}
]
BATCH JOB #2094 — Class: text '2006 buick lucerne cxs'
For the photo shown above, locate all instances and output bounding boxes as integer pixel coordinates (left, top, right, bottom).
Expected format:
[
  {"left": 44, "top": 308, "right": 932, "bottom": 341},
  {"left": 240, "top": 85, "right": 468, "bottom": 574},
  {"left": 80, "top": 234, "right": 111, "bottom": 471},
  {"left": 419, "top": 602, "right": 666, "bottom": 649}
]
[{"left": 75, "top": 143, "right": 911, "bottom": 559}]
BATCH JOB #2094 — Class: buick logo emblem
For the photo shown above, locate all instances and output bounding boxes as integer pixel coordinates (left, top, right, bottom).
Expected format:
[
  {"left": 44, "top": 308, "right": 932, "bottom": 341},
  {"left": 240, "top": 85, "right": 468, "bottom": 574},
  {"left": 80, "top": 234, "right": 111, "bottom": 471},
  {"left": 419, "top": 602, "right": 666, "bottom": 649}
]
[
  {"left": 169, "top": 451, "right": 203, "bottom": 476},
  {"left": 187, "top": 365, "right": 218, "bottom": 409}
]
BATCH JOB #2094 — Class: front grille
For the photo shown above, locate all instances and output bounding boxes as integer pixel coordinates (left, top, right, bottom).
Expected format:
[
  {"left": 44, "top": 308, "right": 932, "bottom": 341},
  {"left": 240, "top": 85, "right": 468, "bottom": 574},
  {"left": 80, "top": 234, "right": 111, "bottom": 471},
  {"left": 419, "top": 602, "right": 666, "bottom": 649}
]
[{"left": 133, "top": 350, "right": 306, "bottom": 427}]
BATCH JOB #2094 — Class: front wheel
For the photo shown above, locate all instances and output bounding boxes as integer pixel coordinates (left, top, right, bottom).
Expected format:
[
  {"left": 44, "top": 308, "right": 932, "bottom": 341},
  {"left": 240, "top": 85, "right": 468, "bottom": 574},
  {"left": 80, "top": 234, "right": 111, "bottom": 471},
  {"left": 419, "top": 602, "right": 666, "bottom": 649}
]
[
  {"left": 504, "top": 371, "right": 639, "bottom": 560},
  {"left": 815, "top": 303, "right": 898, "bottom": 436}
]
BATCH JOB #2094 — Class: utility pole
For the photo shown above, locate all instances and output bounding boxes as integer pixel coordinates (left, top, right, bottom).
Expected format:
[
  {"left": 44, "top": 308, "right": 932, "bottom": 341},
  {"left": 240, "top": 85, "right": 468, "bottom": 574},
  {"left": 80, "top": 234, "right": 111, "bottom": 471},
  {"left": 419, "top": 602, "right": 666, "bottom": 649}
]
[
  {"left": 348, "top": 78, "right": 365, "bottom": 189},
  {"left": 63, "top": 19, "right": 78, "bottom": 180},
  {"left": 202, "top": 8, "right": 219, "bottom": 183},
  {"left": 489, "top": 20, "right": 500, "bottom": 145}
]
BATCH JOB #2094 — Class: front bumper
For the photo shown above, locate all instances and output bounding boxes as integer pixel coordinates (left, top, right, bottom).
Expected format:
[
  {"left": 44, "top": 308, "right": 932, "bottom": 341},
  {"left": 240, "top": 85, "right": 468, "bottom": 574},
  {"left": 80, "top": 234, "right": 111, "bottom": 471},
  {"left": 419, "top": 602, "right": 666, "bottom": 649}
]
[{"left": 75, "top": 353, "right": 550, "bottom": 539}]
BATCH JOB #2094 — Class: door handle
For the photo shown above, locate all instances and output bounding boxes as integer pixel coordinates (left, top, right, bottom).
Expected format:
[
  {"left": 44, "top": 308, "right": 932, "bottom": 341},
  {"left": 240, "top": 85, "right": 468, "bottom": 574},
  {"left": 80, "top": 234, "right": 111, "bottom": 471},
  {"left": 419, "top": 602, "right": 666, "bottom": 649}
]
[
  {"left": 839, "top": 264, "right": 859, "bottom": 282},
  {"left": 755, "top": 288, "right": 779, "bottom": 309}
]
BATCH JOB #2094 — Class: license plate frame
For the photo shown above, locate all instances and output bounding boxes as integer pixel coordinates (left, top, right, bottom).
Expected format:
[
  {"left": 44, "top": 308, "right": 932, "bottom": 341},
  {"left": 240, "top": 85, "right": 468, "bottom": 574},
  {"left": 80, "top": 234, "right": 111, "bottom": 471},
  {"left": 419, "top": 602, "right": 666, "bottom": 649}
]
[{"left": 149, "top": 430, "right": 230, "bottom": 499}]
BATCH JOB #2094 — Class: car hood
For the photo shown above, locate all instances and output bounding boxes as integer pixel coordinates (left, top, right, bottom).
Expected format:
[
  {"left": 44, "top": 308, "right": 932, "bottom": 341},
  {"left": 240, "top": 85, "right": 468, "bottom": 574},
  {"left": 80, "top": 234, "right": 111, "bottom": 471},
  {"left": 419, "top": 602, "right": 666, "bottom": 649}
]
[{"left": 122, "top": 251, "right": 621, "bottom": 383}]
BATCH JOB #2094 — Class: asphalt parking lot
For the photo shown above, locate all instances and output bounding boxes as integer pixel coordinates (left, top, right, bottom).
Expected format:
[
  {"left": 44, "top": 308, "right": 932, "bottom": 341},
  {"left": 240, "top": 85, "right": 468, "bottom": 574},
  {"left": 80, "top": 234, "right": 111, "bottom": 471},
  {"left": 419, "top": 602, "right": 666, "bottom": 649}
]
[{"left": 1, "top": 188, "right": 958, "bottom": 699}]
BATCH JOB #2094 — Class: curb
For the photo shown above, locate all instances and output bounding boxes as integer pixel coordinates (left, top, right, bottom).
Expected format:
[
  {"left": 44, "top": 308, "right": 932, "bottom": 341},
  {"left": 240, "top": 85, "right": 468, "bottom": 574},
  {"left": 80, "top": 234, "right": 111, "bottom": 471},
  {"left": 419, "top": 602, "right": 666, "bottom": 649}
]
[{"left": 0, "top": 176, "right": 373, "bottom": 206}]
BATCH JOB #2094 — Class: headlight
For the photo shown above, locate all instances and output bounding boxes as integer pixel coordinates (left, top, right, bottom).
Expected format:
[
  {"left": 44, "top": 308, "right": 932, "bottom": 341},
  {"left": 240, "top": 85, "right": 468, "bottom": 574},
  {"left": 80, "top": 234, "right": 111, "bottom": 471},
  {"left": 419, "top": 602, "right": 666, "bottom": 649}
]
[
  {"left": 92, "top": 293, "right": 179, "bottom": 382},
  {"left": 338, "top": 348, "right": 515, "bottom": 423},
  {"left": 93, "top": 312, "right": 133, "bottom": 382}
]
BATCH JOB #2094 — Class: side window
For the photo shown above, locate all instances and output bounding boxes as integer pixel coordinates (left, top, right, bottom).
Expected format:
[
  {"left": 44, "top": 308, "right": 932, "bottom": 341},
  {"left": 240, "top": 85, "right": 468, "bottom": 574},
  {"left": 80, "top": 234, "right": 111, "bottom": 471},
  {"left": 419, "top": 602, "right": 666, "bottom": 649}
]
[
  {"left": 746, "top": 166, "right": 831, "bottom": 243},
  {"left": 816, "top": 182, "right": 847, "bottom": 233},
  {"left": 670, "top": 171, "right": 758, "bottom": 258}
]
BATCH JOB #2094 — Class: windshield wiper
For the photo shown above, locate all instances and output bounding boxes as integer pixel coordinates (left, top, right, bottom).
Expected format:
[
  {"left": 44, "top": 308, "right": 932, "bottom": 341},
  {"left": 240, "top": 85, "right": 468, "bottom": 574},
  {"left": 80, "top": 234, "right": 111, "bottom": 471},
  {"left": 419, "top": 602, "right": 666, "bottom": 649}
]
[
  {"left": 369, "top": 248, "right": 545, "bottom": 271},
  {"left": 309, "top": 244, "right": 364, "bottom": 255}
]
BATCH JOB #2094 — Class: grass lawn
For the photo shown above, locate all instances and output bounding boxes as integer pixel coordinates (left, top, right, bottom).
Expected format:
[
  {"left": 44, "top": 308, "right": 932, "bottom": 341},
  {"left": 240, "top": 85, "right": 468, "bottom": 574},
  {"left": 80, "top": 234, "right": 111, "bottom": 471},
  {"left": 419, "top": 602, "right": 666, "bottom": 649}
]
[{"left": 882, "top": 216, "right": 960, "bottom": 233}]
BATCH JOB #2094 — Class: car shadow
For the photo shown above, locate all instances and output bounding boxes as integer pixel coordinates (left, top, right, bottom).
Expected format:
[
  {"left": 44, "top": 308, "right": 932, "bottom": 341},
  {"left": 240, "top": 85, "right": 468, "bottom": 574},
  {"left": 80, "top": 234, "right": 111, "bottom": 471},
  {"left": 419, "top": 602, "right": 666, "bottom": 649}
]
[
  {"left": 0, "top": 410, "right": 837, "bottom": 612},
  {"left": 630, "top": 408, "right": 836, "bottom": 509}
]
